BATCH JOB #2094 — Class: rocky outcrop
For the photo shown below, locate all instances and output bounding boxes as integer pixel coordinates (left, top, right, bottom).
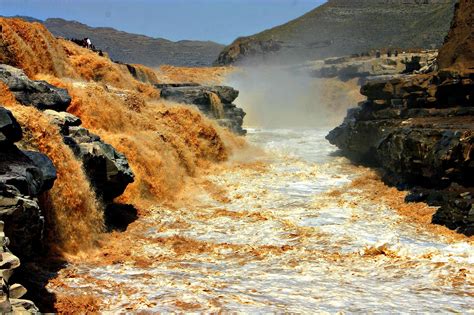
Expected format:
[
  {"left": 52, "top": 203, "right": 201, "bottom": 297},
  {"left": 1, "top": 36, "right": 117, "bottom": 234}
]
[
  {"left": 44, "top": 110, "right": 134, "bottom": 202},
  {"left": 327, "top": 0, "right": 474, "bottom": 235},
  {"left": 301, "top": 51, "right": 438, "bottom": 80},
  {"left": 158, "top": 84, "right": 246, "bottom": 135},
  {"left": 0, "top": 64, "right": 134, "bottom": 203},
  {"left": 437, "top": 0, "right": 474, "bottom": 70},
  {"left": 0, "top": 106, "right": 50, "bottom": 312},
  {"left": 0, "top": 65, "right": 71, "bottom": 111},
  {"left": 0, "top": 106, "right": 22, "bottom": 144},
  {"left": 0, "top": 108, "right": 55, "bottom": 259},
  {"left": 0, "top": 221, "right": 39, "bottom": 313},
  {"left": 327, "top": 70, "right": 474, "bottom": 235}
]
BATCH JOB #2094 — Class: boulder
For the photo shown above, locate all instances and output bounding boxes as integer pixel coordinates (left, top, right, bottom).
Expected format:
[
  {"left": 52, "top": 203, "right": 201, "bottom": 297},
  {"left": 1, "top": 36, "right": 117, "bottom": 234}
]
[
  {"left": 0, "top": 145, "right": 53, "bottom": 197},
  {"left": 159, "top": 84, "right": 246, "bottom": 135},
  {"left": 22, "top": 151, "right": 57, "bottom": 192},
  {"left": 63, "top": 126, "right": 134, "bottom": 201},
  {"left": 0, "top": 107, "right": 22, "bottom": 145},
  {"left": 0, "top": 65, "right": 71, "bottom": 111},
  {"left": 0, "top": 185, "right": 44, "bottom": 259},
  {"left": 43, "top": 109, "right": 82, "bottom": 128}
]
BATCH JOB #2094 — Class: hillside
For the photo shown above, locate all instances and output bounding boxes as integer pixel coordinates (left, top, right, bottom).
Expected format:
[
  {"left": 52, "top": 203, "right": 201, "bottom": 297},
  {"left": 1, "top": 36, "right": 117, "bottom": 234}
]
[
  {"left": 215, "top": 0, "right": 457, "bottom": 65},
  {"left": 35, "top": 18, "right": 224, "bottom": 67}
]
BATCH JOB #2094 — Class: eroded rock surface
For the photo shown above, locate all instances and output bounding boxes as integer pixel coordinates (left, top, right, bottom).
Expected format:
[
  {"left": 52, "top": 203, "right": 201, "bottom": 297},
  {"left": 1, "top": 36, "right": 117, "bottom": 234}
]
[
  {"left": 159, "top": 83, "right": 246, "bottom": 135},
  {"left": 0, "top": 64, "right": 71, "bottom": 111},
  {"left": 45, "top": 110, "right": 134, "bottom": 202},
  {"left": 301, "top": 51, "right": 438, "bottom": 80},
  {"left": 327, "top": 70, "right": 474, "bottom": 234},
  {"left": 0, "top": 106, "right": 49, "bottom": 312}
]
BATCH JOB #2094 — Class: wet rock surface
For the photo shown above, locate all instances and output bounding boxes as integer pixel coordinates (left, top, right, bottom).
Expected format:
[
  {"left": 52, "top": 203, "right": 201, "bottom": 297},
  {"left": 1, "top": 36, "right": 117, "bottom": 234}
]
[
  {"left": 0, "top": 107, "right": 49, "bottom": 311},
  {"left": 0, "top": 107, "right": 53, "bottom": 259},
  {"left": 159, "top": 83, "right": 246, "bottom": 135},
  {"left": 327, "top": 70, "right": 474, "bottom": 234},
  {"left": 0, "top": 106, "right": 22, "bottom": 144},
  {"left": 0, "top": 65, "right": 71, "bottom": 111},
  {"left": 44, "top": 110, "right": 135, "bottom": 202}
]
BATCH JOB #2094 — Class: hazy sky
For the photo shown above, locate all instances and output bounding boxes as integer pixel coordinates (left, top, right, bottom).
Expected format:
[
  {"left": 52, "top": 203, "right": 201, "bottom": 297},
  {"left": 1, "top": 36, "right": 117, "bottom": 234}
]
[{"left": 0, "top": 0, "right": 326, "bottom": 44}]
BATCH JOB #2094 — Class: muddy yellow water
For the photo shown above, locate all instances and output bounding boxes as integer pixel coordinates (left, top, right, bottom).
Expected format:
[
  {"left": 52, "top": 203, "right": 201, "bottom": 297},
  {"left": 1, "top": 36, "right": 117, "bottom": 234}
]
[{"left": 48, "top": 128, "right": 474, "bottom": 312}]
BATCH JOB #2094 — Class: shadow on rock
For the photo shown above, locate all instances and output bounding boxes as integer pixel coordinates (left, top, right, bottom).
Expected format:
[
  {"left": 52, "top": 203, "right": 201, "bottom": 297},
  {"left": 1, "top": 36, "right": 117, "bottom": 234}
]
[{"left": 104, "top": 203, "right": 138, "bottom": 232}]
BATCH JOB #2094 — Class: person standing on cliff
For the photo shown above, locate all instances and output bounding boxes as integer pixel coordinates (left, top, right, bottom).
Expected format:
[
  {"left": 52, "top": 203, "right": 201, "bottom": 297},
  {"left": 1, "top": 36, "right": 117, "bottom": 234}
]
[{"left": 86, "top": 37, "right": 92, "bottom": 49}]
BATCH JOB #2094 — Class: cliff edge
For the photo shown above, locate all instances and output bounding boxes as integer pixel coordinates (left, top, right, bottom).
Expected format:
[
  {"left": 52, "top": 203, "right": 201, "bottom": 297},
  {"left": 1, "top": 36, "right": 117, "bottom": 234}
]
[{"left": 326, "top": 0, "right": 474, "bottom": 235}]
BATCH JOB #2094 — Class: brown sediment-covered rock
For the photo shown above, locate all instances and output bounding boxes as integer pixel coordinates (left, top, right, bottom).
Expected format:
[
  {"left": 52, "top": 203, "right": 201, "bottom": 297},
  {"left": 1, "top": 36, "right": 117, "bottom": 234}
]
[{"left": 437, "top": 0, "right": 474, "bottom": 71}]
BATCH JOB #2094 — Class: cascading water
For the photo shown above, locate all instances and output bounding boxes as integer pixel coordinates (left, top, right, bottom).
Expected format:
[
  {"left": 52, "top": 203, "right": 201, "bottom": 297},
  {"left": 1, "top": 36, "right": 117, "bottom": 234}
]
[{"left": 47, "top": 127, "right": 474, "bottom": 313}]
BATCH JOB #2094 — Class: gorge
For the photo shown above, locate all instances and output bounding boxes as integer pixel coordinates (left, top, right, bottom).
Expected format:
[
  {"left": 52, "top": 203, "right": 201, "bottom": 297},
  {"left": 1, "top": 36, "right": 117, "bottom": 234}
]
[{"left": 0, "top": 0, "right": 472, "bottom": 312}]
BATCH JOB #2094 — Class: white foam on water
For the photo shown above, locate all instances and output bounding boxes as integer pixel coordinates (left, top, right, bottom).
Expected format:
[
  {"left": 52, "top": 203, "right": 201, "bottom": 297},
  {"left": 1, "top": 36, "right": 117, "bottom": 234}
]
[{"left": 48, "top": 128, "right": 474, "bottom": 313}]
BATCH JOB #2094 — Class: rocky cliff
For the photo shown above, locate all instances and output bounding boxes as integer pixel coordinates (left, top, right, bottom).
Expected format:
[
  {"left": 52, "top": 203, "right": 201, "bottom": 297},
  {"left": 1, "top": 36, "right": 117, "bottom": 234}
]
[
  {"left": 0, "top": 106, "right": 51, "bottom": 312},
  {"left": 298, "top": 51, "right": 438, "bottom": 80},
  {"left": 326, "top": 0, "right": 474, "bottom": 235},
  {"left": 215, "top": 0, "right": 456, "bottom": 65},
  {"left": 158, "top": 84, "right": 246, "bottom": 135},
  {"left": 437, "top": 0, "right": 474, "bottom": 70}
]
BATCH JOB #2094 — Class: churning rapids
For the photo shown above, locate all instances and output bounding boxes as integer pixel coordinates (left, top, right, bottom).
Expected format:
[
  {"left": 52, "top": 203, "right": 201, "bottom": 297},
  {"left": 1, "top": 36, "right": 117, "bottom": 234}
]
[{"left": 48, "top": 128, "right": 474, "bottom": 312}]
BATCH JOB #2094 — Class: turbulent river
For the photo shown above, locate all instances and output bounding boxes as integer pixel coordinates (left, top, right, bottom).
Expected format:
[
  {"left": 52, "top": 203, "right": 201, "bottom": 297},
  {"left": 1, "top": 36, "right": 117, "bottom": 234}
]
[{"left": 49, "top": 128, "right": 474, "bottom": 313}]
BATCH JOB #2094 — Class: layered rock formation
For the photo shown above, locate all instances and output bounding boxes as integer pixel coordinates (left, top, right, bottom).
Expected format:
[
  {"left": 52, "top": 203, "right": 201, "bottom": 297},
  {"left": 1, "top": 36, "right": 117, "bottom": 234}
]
[
  {"left": 158, "top": 84, "right": 246, "bottom": 135},
  {"left": 299, "top": 51, "right": 438, "bottom": 80},
  {"left": 0, "top": 106, "right": 50, "bottom": 312},
  {"left": 327, "top": 0, "right": 474, "bottom": 235}
]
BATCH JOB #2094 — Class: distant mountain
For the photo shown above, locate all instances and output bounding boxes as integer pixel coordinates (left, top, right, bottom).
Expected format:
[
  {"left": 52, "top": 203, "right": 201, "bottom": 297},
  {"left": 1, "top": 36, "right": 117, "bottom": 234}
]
[
  {"left": 20, "top": 17, "right": 224, "bottom": 67},
  {"left": 215, "top": 0, "right": 457, "bottom": 65}
]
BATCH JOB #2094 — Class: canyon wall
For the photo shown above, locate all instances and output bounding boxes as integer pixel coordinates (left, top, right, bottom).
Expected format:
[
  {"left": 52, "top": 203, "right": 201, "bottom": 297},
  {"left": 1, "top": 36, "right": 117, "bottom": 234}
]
[{"left": 327, "top": 0, "right": 474, "bottom": 235}]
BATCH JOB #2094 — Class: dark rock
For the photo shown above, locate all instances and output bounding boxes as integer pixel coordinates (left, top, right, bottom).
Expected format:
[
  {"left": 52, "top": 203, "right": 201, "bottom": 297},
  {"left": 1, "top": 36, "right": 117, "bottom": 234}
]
[
  {"left": 0, "top": 218, "right": 39, "bottom": 312},
  {"left": 0, "top": 65, "right": 71, "bottom": 111},
  {"left": 155, "top": 83, "right": 200, "bottom": 89},
  {"left": 22, "top": 151, "right": 57, "bottom": 192},
  {"left": 62, "top": 126, "right": 134, "bottom": 201},
  {"left": 327, "top": 68, "right": 474, "bottom": 234},
  {"left": 0, "top": 184, "right": 44, "bottom": 260},
  {"left": 0, "top": 107, "right": 22, "bottom": 145},
  {"left": 405, "top": 192, "right": 428, "bottom": 203},
  {"left": 159, "top": 84, "right": 246, "bottom": 135},
  {"left": 104, "top": 203, "right": 138, "bottom": 232},
  {"left": 0, "top": 145, "right": 53, "bottom": 196}
]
